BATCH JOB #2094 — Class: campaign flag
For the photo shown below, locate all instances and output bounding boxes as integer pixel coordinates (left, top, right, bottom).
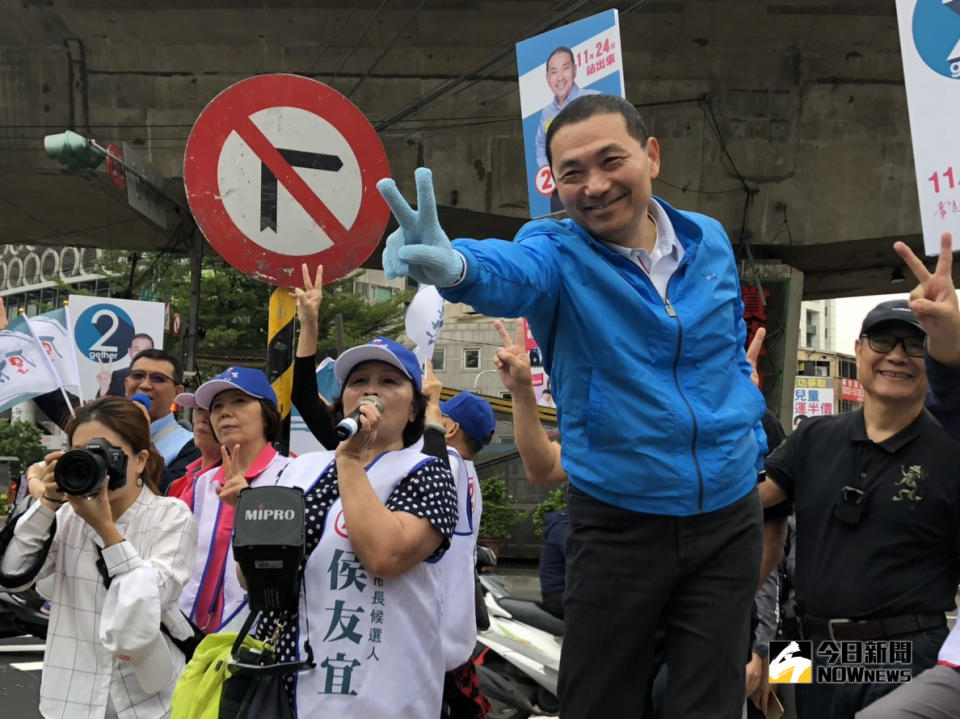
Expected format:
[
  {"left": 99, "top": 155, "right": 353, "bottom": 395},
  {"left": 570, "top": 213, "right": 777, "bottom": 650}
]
[
  {"left": 405, "top": 285, "right": 445, "bottom": 366},
  {"left": 26, "top": 308, "right": 83, "bottom": 396},
  {"left": 315, "top": 356, "right": 340, "bottom": 403},
  {"left": 0, "top": 317, "right": 61, "bottom": 414}
]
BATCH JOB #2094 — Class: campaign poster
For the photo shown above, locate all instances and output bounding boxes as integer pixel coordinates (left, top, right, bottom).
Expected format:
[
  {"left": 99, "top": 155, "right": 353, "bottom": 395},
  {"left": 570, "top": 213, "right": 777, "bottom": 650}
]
[
  {"left": 895, "top": 0, "right": 960, "bottom": 254},
  {"left": 516, "top": 9, "right": 626, "bottom": 219},
  {"left": 68, "top": 295, "right": 166, "bottom": 401}
]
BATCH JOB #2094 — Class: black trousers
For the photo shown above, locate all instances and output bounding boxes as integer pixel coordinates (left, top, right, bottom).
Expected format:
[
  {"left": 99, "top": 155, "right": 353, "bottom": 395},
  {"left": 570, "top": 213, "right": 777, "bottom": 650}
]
[
  {"left": 797, "top": 626, "right": 949, "bottom": 719},
  {"left": 558, "top": 486, "right": 762, "bottom": 718},
  {"left": 542, "top": 591, "right": 564, "bottom": 619}
]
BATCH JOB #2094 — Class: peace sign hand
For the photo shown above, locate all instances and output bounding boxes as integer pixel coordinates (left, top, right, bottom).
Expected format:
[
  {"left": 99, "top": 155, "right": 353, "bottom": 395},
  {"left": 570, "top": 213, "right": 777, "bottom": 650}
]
[
  {"left": 376, "top": 168, "right": 464, "bottom": 287},
  {"left": 894, "top": 232, "right": 960, "bottom": 365},
  {"left": 493, "top": 319, "right": 533, "bottom": 393},
  {"left": 215, "top": 444, "right": 248, "bottom": 507},
  {"left": 290, "top": 263, "right": 324, "bottom": 325}
]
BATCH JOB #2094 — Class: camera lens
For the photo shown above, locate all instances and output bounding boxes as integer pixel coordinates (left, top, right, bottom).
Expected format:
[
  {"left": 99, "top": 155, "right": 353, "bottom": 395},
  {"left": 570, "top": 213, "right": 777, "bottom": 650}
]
[{"left": 55, "top": 449, "right": 108, "bottom": 496}]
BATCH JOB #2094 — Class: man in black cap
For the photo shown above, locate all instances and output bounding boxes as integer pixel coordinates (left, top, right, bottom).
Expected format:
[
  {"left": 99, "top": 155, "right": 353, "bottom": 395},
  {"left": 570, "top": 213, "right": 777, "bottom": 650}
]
[{"left": 758, "top": 298, "right": 960, "bottom": 719}]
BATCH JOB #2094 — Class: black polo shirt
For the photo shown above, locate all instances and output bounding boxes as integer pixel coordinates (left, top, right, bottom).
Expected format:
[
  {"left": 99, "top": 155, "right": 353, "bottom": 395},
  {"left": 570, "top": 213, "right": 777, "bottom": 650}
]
[{"left": 766, "top": 408, "right": 960, "bottom": 619}]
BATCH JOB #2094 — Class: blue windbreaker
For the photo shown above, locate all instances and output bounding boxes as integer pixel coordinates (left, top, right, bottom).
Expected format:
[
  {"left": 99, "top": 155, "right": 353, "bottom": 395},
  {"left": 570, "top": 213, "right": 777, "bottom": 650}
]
[{"left": 442, "top": 198, "right": 766, "bottom": 516}]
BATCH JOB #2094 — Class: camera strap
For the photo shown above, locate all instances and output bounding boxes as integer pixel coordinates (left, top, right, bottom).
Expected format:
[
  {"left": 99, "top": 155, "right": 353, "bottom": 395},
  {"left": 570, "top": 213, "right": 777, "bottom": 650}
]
[{"left": 0, "top": 498, "right": 57, "bottom": 588}]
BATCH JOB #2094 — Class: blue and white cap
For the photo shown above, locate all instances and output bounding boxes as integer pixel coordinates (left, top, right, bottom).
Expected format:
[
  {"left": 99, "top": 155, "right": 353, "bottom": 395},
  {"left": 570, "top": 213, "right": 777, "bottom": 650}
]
[
  {"left": 334, "top": 337, "right": 422, "bottom": 391},
  {"left": 194, "top": 367, "right": 278, "bottom": 410}
]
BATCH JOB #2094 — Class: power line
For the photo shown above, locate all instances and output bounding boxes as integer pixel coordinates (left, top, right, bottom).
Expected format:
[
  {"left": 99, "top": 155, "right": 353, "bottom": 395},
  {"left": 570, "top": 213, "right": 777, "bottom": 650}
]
[
  {"left": 374, "top": 0, "right": 594, "bottom": 132},
  {"left": 304, "top": 0, "right": 362, "bottom": 75},
  {"left": 347, "top": 0, "right": 426, "bottom": 99},
  {"left": 328, "top": 0, "right": 390, "bottom": 87}
]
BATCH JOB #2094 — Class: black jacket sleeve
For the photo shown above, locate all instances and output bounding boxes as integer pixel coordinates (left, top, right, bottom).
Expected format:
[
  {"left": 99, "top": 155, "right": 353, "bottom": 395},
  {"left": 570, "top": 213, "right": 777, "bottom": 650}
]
[
  {"left": 421, "top": 427, "right": 450, "bottom": 469},
  {"left": 161, "top": 439, "right": 202, "bottom": 495},
  {"left": 292, "top": 354, "right": 339, "bottom": 450}
]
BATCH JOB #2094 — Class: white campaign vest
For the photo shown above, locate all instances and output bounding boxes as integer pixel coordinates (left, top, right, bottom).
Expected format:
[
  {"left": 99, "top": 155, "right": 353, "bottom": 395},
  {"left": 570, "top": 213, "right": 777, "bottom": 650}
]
[
  {"left": 277, "top": 448, "right": 446, "bottom": 718},
  {"left": 440, "top": 448, "right": 483, "bottom": 670},
  {"left": 938, "top": 623, "right": 960, "bottom": 667}
]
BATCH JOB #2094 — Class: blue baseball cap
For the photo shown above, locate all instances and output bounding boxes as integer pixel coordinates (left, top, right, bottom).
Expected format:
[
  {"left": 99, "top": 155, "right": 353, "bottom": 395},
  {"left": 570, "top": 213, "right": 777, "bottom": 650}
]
[
  {"left": 440, "top": 392, "right": 495, "bottom": 446},
  {"left": 334, "top": 337, "right": 422, "bottom": 391},
  {"left": 194, "top": 367, "right": 278, "bottom": 410}
]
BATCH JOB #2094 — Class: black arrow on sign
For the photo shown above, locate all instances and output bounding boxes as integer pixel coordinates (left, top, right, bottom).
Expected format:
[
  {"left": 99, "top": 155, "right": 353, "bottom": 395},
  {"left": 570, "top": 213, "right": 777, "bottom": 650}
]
[{"left": 260, "top": 149, "right": 343, "bottom": 232}]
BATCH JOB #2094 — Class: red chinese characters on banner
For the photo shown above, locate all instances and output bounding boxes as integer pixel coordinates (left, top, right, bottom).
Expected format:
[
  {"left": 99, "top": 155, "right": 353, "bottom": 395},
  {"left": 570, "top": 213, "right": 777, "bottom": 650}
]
[
  {"left": 840, "top": 378, "right": 864, "bottom": 403},
  {"left": 741, "top": 284, "right": 771, "bottom": 389}
]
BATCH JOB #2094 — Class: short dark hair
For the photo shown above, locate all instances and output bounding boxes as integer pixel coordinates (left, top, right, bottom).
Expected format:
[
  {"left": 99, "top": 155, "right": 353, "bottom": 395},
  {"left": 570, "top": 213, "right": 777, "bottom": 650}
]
[
  {"left": 461, "top": 432, "right": 485, "bottom": 457},
  {"left": 260, "top": 399, "right": 283, "bottom": 444},
  {"left": 546, "top": 46, "right": 574, "bottom": 69},
  {"left": 131, "top": 333, "right": 154, "bottom": 347},
  {"left": 545, "top": 94, "right": 650, "bottom": 169},
  {"left": 131, "top": 348, "right": 183, "bottom": 384}
]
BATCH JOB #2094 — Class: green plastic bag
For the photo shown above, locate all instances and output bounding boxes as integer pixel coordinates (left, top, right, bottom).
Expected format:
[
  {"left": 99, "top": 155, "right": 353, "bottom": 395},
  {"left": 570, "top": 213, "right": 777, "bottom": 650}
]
[{"left": 170, "top": 632, "right": 269, "bottom": 719}]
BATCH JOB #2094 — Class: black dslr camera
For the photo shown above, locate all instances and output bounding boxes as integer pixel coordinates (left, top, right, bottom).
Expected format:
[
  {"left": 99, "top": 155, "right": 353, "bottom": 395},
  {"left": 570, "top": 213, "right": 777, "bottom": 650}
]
[{"left": 54, "top": 439, "right": 128, "bottom": 496}]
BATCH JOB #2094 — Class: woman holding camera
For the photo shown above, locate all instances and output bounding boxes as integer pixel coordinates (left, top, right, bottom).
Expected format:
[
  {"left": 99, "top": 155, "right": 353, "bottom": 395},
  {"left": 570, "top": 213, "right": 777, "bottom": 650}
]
[
  {"left": 252, "top": 337, "right": 458, "bottom": 717},
  {"left": 0, "top": 396, "right": 199, "bottom": 719},
  {"left": 177, "top": 366, "right": 291, "bottom": 634}
]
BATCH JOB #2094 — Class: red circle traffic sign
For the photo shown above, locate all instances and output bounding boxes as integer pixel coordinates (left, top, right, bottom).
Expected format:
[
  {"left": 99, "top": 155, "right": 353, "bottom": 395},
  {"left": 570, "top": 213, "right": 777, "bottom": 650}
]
[{"left": 184, "top": 74, "right": 390, "bottom": 286}]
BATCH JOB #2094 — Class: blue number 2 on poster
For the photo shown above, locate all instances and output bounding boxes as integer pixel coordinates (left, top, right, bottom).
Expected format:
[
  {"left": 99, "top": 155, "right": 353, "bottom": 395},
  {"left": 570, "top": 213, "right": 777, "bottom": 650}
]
[
  {"left": 74, "top": 303, "right": 137, "bottom": 362},
  {"left": 911, "top": 0, "right": 960, "bottom": 80}
]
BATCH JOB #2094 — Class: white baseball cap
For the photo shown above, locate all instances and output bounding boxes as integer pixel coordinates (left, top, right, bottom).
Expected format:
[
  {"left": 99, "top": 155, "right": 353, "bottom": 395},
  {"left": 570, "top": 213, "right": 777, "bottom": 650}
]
[{"left": 175, "top": 392, "right": 198, "bottom": 408}]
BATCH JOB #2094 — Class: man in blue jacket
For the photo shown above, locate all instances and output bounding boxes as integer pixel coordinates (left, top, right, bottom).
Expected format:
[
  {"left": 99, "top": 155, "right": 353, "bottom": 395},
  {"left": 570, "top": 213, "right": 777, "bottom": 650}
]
[{"left": 377, "top": 94, "right": 767, "bottom": 718}]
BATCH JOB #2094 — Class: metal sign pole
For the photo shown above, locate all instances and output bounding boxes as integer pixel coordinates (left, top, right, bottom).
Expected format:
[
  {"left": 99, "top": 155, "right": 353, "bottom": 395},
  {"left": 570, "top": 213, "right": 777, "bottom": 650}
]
[{"left": 267, "top": 287, "right": 296, "bottom": 454}]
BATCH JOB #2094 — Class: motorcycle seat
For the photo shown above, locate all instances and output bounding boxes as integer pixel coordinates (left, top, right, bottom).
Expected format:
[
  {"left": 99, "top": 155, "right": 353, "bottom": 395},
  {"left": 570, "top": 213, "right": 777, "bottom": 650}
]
[{"left": 497, "top": 597, "right": 564, "bottom": 637}]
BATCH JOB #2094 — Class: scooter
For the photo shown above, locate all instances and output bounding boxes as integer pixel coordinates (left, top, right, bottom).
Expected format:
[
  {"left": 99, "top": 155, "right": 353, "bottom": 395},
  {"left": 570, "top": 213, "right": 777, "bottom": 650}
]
[
  {"left": 474, "top": 546, "right": 562, "bottom": 719},
  {"left": 0, "top": 586, "right": 48, "bottom": 641}
]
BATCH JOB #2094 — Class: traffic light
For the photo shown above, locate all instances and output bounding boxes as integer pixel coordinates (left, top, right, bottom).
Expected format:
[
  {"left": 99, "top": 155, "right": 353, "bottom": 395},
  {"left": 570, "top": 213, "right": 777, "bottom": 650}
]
[{"left": 42, "top": 130, "right": 104, "bottom": 170}]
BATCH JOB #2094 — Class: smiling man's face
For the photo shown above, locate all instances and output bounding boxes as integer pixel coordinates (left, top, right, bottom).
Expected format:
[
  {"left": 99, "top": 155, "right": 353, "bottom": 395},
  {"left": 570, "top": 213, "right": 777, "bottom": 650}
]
[
  {"left": 550, "top": 111, "right": 660, "bottom": 248},
  {"left": 855, "top": 321, "right": 928, "bottom": 407}
]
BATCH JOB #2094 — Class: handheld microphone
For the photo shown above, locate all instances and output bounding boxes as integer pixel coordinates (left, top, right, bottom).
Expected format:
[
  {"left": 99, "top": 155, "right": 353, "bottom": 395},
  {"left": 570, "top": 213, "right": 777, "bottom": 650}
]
[
  {"left": 130, "top": 393, "right": 152, "bottom": 410},
  {"left": 336, "top": 396, "right": 384, "bottom": 441}
]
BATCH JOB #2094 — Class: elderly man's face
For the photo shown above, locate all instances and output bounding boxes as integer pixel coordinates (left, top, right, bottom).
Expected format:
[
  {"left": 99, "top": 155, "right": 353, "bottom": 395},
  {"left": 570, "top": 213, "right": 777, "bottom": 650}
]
[{"left": 855, "top": 322, "right": 928, "bottom": 406}]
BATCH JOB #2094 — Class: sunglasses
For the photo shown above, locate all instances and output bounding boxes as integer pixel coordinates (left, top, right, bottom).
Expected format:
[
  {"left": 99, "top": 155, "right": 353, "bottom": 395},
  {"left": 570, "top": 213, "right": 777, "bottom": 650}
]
[
  {"left": 126, "top": 371, "right": 176, "bottom": 385},
  {"left": 860, "top": 333, "right": 926, "bottom": 358}
]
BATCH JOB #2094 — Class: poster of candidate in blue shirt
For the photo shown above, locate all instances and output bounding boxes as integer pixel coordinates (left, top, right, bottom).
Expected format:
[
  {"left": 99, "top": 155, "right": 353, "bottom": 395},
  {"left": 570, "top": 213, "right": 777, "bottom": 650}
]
[{"left": 516, "top": 9, "right": 626, "bottom": 219}]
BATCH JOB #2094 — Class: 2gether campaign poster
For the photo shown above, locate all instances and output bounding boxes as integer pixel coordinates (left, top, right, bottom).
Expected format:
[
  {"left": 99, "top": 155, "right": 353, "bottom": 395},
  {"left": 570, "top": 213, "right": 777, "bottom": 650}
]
[
  {"left": 68, "top": 295, "right": 167, "bottom": 401},
  {"left": 516, "top": 9, "right": 626, "bottom": 219},
  {"left": 895, "top": 0, "right": 960, "bottom": 254}
]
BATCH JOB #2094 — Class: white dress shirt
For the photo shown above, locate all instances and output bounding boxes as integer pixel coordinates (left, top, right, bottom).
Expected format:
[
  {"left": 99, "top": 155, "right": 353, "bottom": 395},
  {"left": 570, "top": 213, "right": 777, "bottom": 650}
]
[
  {"left": 602, "top": 198, "right": 685, "bottom": 299},
  {"left": 0, "top": 490, "right": 198, "bottom": 719}
]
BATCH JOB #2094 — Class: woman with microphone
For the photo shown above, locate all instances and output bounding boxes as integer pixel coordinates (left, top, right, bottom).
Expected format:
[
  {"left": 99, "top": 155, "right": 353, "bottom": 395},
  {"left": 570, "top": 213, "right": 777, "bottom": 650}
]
[{"left": 253, "top": 337, "right": 458, "bottom": 717}]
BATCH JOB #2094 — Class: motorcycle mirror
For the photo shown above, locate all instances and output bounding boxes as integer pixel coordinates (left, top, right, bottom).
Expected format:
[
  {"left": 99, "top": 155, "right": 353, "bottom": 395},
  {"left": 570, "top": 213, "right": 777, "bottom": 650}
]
[{"left": 476, "top": 544, "right": 498, "bottom": 570}]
